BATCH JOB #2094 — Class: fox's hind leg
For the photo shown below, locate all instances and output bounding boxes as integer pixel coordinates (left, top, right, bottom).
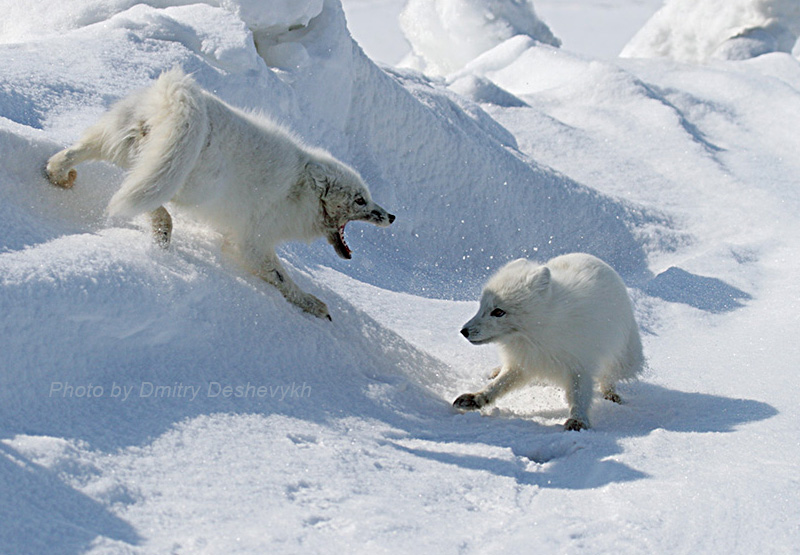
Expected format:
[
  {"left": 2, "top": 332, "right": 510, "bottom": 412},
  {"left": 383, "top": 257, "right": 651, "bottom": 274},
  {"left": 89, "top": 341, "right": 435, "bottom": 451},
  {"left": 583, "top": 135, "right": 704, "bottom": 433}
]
[
  {"left": 46, "top": 147, "right": 85, "bottom": 189},
  {"left": 597, "top": 328, "right": 645, "bottom": 405},
  {"left": 150, "top": 206, "right": 172, "bottom": 249},
  {"left": 45, "top": 129, "right": 107, "bottom": 189}
]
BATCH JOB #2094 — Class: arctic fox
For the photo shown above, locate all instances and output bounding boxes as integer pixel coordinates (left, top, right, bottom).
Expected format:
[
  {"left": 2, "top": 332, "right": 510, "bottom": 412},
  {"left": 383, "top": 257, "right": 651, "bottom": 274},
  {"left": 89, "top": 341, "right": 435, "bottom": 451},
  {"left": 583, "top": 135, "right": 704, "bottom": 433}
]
[
  {"left": 454, "top": 253, "right": 644, "bottom": 430},
  {"left": 45, "top": 69, "right": 394, "bottom": 320}
]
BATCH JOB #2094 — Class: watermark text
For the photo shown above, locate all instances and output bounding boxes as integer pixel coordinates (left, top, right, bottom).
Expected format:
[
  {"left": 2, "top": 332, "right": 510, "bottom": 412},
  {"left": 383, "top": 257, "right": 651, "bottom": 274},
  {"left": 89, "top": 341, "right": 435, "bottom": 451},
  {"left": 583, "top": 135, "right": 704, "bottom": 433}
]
[{"left": 48, "top": 381, "right": 311, "bottom": 402}]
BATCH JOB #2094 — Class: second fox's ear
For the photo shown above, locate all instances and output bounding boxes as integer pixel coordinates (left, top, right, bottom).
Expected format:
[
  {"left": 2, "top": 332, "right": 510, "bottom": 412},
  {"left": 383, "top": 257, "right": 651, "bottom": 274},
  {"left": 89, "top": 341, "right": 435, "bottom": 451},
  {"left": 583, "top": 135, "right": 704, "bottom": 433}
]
[{"left": 526, "top": 266, "right": 551, "bottom": 293}]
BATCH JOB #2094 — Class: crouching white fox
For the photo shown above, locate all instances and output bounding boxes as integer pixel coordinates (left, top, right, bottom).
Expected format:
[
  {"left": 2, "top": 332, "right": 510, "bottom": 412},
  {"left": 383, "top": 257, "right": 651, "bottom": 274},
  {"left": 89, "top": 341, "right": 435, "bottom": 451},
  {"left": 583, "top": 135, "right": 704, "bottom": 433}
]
[{"left": 455, "top": 253, "right": 644, "bottom": 430}]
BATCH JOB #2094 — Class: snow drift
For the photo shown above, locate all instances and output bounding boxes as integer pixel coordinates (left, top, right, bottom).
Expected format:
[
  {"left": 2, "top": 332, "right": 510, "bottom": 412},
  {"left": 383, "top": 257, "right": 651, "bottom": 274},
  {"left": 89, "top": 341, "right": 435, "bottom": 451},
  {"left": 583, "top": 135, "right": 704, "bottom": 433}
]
[
  {"left": 621, "top": 0, "right": 800, "bottom": 63},
  {"left": 399, "top": 0, "right": 561, "bottom": 76},
  {"left": 4, "top": 0, "right": 800, "bottom": 552},
  {"left": 0, "top": 0, "right": 324, "bottom": 45},
  {"left": 0, "top": 0, "right": 658, "bottom": 298},
  {"left": 0, "top": 0, "right": 665, "bottom": 452}
]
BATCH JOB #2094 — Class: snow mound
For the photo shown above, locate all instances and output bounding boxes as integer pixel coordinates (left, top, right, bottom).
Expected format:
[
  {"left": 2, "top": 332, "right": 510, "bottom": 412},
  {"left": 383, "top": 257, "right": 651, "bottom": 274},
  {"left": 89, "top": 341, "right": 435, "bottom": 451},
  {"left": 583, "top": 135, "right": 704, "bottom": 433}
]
[
  {"left": 0, "top": 0, "right": 322, "bottom": 42},
  {"left": 0, "top": 0, "right": 666, "bottom": 444},
  {"left": 621, "top": 0, "right": 800, "bottom": 63},
  {"left": 0, "top": 0, "right": 660, "bottom": 299},
  {"left": 5, "top": 0, "right": 800, "bottom": 552},
  {"left": 226, "top": 0, "right": 323, "bottom": 34},
  {"left": 448, "top": 74, "right": 529, "bottom": 107},
  {"left": 399, "top": 0, "right": 560, "bottom": 76}
]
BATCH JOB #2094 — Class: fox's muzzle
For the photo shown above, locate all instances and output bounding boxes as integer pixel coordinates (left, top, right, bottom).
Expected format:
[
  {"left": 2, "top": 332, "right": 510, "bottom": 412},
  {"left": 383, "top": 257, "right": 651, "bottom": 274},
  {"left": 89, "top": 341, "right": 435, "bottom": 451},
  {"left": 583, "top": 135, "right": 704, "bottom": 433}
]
[{"left": 367, "top": 205, "right": 395, "bottom": 227}]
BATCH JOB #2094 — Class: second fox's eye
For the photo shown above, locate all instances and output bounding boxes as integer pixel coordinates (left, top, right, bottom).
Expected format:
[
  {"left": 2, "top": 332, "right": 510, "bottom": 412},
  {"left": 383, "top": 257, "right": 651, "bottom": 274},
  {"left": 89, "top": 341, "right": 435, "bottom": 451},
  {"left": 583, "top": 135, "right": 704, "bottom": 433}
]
[
  {"left": 490, "top": 308, "right": 506, "bottom": 318},
  {"left": 355, "top": 196, "right": 367, "bottom": 206}
]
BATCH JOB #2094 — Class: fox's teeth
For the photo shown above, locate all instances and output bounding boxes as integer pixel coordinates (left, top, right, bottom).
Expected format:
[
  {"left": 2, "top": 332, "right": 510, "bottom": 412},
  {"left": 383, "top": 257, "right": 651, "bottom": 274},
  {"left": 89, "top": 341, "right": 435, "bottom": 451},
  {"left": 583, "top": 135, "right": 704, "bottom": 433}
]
[{"left": 339, "top": 224, "right": 351, "bottom": 256}]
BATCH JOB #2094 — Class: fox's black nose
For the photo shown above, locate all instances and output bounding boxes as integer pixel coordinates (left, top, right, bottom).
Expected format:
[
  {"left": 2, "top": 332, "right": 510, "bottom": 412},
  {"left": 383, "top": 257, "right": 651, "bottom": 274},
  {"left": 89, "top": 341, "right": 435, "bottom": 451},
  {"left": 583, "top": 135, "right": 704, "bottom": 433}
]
[
  {"left": 460, "top": 328, "right": 469, "bottom": 338},
  {"left": 388, "top": 213, "right": 396, "bottom": 224}
]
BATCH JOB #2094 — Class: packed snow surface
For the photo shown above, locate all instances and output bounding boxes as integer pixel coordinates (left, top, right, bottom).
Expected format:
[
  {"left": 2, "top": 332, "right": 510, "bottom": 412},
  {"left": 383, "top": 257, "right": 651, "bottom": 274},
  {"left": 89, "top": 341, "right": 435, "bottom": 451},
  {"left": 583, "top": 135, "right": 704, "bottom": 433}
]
[
  {"left": 399, "top": 0, "right": 560, "bottom": 75},
  {"left": 621, "top": 0, "right": 800, "bottom": 62},
  {"left": 2, "top": 0, "right": 800, "bottom": 553}
]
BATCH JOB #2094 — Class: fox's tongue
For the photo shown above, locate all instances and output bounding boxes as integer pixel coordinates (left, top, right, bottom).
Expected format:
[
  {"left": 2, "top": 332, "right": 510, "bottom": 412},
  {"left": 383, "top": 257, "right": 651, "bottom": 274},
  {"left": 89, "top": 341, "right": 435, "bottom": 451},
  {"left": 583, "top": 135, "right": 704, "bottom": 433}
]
[{"left": 328, "top": 224, "right": 352, "bottom": 260}]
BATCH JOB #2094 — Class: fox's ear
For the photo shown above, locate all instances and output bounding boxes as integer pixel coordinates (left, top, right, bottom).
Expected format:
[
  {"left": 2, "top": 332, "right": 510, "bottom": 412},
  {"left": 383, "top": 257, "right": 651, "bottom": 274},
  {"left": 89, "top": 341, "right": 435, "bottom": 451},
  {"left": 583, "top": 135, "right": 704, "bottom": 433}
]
[
  {"left": 305, "top": 161, "right": 329, "bottom": 195},
  {"left": 290, "top": 162, "right": 329, "bottom": 201},
  {"left": 526, "top": 266, "right": 551, "bottom": 293}
]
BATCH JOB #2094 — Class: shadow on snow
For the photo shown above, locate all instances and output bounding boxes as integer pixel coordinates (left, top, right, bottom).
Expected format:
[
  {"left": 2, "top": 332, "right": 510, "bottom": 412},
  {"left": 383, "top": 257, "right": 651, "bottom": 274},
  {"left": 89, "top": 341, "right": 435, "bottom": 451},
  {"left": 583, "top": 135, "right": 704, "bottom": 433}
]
[{"left": 380, "top": 381, "right": 776, "bottom": 491}]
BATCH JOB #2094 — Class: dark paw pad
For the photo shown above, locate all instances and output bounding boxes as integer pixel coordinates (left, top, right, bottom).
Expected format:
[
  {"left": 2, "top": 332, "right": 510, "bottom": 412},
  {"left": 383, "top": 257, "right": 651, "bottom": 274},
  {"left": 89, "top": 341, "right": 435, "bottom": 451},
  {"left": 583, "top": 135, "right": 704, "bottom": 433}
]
[
  {"left": 63, "top": 169, "right": 77, "bottom": 189},
  {"left": 47, "top": 168, "right": 77, "bottom": 189},
  {"left": 564, "top": 418, "right": 589, "bottom": 431},
  {"left": 453, "top": 393, "right": 483, "bottom": 410}
]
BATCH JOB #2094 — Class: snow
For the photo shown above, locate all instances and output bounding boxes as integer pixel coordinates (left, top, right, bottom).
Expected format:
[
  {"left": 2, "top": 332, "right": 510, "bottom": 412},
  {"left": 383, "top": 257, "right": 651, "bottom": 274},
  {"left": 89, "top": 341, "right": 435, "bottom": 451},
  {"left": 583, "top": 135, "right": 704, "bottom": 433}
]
[
  {"left": 340, "top": 0, "right": 410, "bottom": 65},
  {"left": 399, "top": 0, "right": 560, "bottom": 76},
  {"left": 2, "top": 0, "right": 800, "bottom": 552},
  {"left": 535, "top": 0, "right": 665, "bottom": 59},
  {"left": 621, "top": 0, "right": 800, "bottom": 63},
  {"left": 340, "top": 0, "right": 666, "bottom": 64}
]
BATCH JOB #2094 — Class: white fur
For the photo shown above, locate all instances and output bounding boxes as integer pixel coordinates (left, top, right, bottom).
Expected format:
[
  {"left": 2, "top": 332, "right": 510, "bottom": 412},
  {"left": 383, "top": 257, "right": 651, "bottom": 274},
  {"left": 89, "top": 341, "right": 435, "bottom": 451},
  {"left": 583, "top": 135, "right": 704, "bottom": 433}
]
[
  {"left": 45, "top": 69, "right": 394, "bottom": 319},
  {"left": 455, "top": 253, "right": 644, "bottom": 430}
]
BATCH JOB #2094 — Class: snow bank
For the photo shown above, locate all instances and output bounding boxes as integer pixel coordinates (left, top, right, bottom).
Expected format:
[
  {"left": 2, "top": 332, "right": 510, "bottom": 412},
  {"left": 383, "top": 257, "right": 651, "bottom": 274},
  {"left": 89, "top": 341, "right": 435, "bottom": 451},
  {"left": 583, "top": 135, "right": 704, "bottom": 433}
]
[
  {"left": 621, "top": 0, "right": 800, "bottom": 63},
  {"left": 0, "top": 0, "right": 658, "bottom": 299},
  {"left": 399, "top": 0, "right": 560, "bottom": 76},
  {"left": 0, "top": 0, "right": 325, "bottom": 73},
  {"left": 0, "top": 0, "right": 665, "bottom": 444},
  {"left": 4, "top": 0, "right": 800, "bottom": 552},
  {"left": 0, "top": 0, "right": 322, "bottom": 43}
]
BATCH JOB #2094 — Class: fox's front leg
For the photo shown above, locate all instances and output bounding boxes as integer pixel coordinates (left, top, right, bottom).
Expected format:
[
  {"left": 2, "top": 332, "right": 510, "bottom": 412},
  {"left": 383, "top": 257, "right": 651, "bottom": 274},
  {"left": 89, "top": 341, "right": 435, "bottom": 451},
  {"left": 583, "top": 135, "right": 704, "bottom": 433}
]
[
  {"left": 563, "top": 369, "right": 593, "bottom": 431},
  {"left": 255, "top": 250, "right": 331, "bottom": 320},
  {"left": 453, "top": 365, "right": 525, "bottom": 410}
]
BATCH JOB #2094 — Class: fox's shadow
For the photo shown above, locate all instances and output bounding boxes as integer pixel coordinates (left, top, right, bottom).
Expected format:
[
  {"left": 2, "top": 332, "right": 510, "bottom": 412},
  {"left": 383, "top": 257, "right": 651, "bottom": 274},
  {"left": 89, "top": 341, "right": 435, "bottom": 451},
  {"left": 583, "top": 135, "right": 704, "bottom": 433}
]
[
  {"left": 0, "top": 443, "right": 142, "bottom": 552},
  {"left": 642, "top": 266, "right": 752, "bottom": 313},
  {"left": 383, "top": 382, "right": 777, "bottom": 490}
]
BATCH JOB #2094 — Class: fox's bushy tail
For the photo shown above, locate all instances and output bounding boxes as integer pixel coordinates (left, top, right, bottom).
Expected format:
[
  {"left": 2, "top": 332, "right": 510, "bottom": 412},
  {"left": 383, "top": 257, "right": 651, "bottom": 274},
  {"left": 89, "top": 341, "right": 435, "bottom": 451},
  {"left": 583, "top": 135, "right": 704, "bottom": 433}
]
[{"left": 107, "top": 69, "right": 208, "bottom": 217}]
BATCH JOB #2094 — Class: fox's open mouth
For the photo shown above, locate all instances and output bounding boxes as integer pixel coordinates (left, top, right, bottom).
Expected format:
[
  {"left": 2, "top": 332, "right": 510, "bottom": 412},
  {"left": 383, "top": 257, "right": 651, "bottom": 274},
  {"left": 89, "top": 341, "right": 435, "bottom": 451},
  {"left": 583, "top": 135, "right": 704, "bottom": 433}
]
[{"left": 329, "top": 224, "right": 352, "bottom": 259}]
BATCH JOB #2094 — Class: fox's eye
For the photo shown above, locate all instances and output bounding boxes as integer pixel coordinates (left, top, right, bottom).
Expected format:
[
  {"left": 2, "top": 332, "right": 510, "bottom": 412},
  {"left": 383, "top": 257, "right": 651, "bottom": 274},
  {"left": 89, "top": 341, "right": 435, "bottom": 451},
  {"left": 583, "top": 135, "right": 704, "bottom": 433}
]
[
  {"left": 490, "top": 308, "right": 506, "bottom": 318},
  {"left": 355, "top": 196, "right": 367, "bottom": 206}
]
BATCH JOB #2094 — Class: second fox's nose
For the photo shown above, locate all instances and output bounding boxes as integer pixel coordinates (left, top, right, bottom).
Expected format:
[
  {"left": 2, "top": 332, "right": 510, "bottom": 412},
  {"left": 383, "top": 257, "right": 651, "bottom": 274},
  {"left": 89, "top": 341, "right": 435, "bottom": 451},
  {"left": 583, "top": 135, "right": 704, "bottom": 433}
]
[{"left": 460, "top": 328, "right": 469, "bottom": 338}]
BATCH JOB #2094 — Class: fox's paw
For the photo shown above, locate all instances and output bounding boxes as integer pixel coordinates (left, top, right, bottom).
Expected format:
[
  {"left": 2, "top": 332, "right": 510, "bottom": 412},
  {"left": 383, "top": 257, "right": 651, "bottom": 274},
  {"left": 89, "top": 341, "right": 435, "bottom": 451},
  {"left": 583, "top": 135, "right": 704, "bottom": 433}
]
[
  {"left": 603, "top": 391, "right": 622, "bottom": 404},
  {"left": 564, "top": 418, "right": 589, "bottom": 432},
  {"left": 46, "top": 166, "right": 77, "bottom": 189},
  {"left": 150, "top": 207, "right": 172, "bottom": 250},
  {"left": 152, "top": 226, "right": 171, "bottom": 249},
  {"left": 453, "top": 392, "right": 486, "bottom": 411},
  {"left": 45, "top": 152, "right": 77, "bottom": 189},
  {"left": 297, "top": 293, "right": 331, "bottom": 321}
]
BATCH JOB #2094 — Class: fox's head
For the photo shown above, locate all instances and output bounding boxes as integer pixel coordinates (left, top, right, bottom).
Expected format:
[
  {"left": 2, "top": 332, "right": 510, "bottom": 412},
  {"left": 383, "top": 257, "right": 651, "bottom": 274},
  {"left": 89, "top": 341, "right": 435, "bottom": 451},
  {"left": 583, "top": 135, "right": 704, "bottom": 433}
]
[
  {"left": 460, "top": 259, "right": 552, "bottom": 344},
  {"left": 305, "top": 159, "right": 395, "bottom": 259}
]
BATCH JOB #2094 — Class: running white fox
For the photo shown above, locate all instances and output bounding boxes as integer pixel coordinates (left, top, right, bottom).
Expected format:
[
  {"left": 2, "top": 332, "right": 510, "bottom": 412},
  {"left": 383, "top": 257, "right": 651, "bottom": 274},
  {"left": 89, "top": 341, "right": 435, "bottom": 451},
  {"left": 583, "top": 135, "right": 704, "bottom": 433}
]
[{"left": 46, "top": 69, "right": 394, "bottom": 320}]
